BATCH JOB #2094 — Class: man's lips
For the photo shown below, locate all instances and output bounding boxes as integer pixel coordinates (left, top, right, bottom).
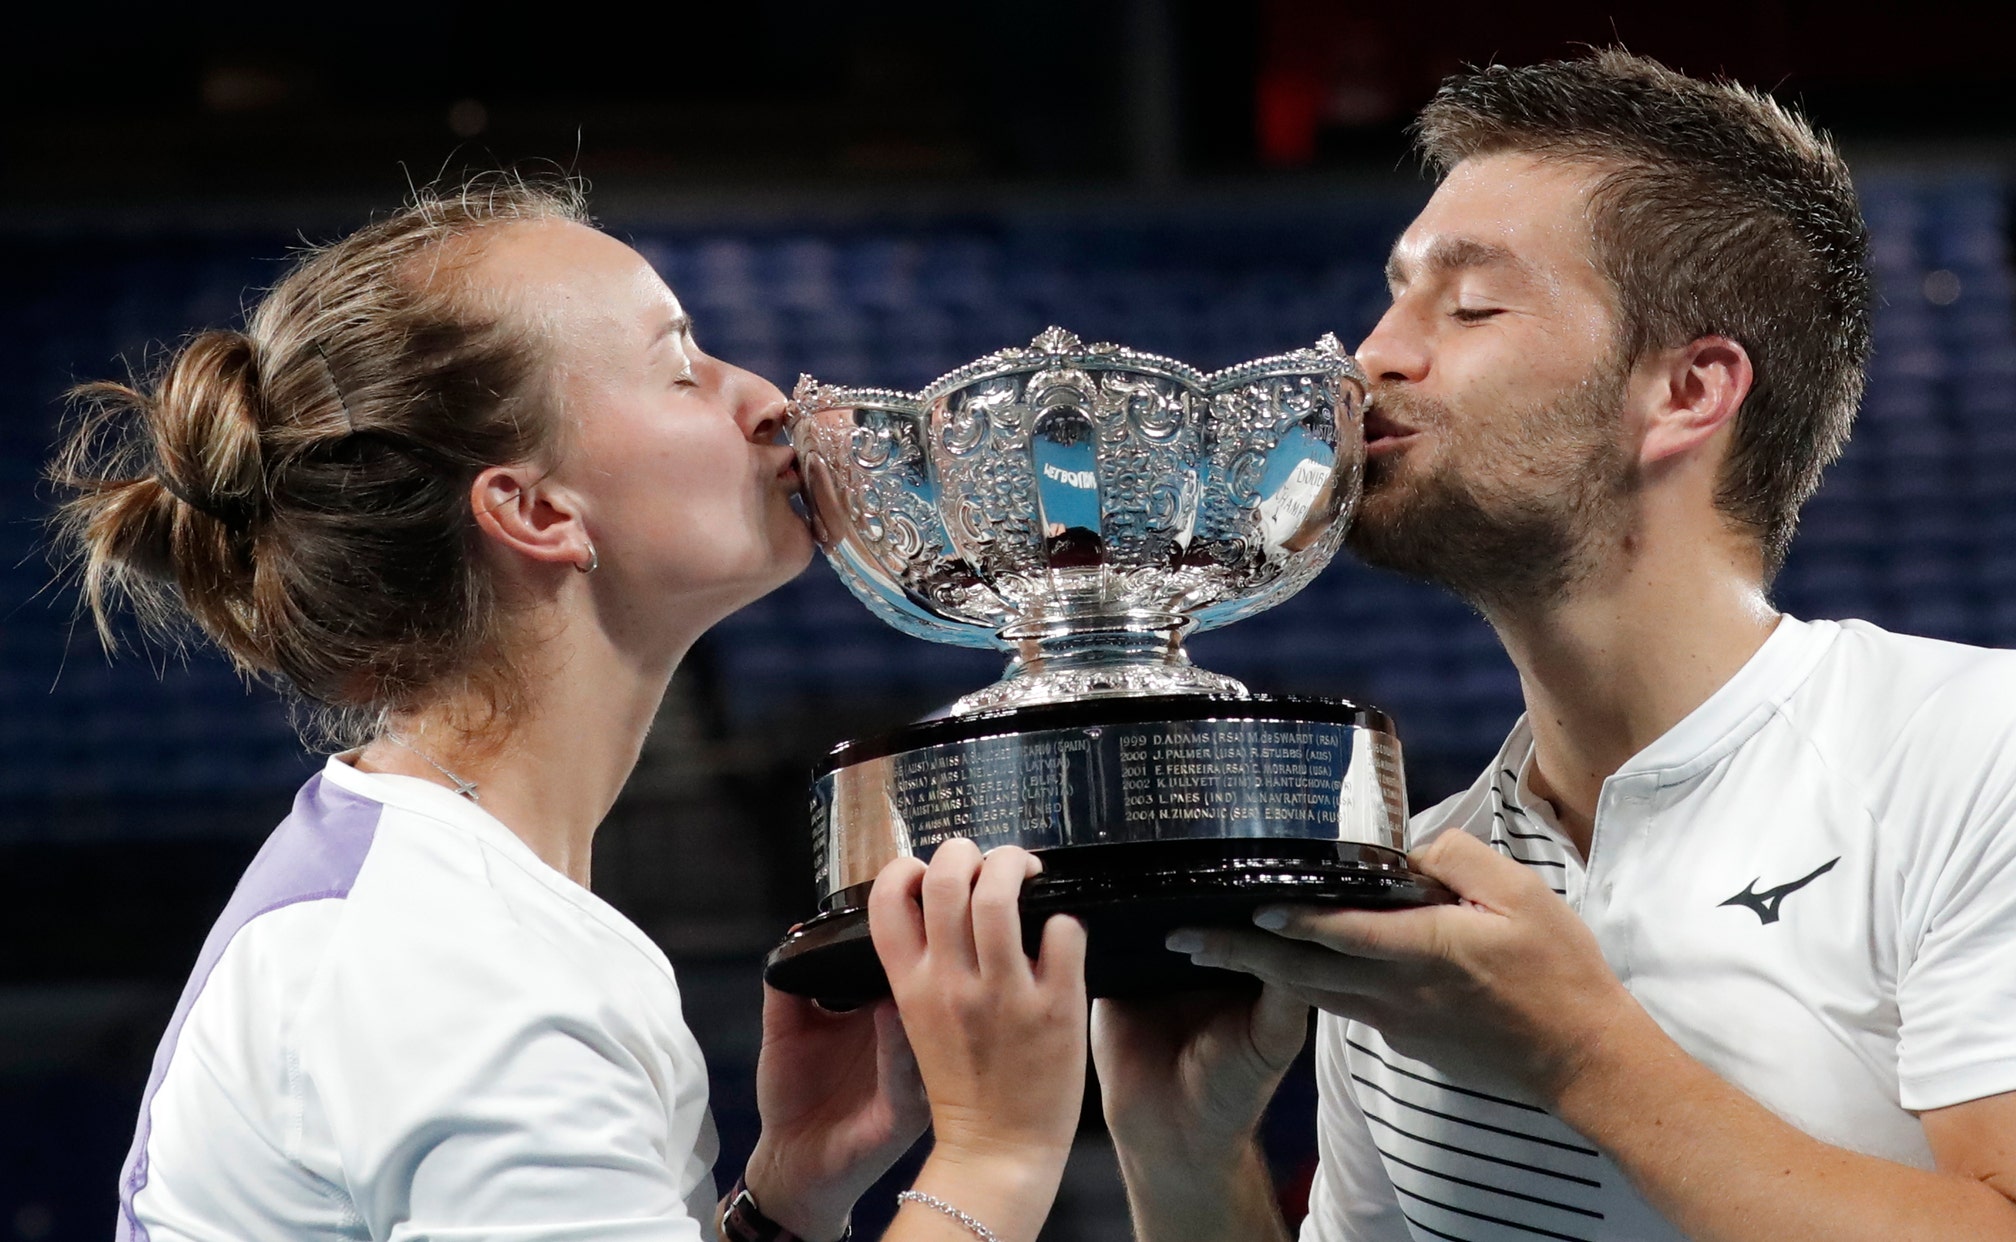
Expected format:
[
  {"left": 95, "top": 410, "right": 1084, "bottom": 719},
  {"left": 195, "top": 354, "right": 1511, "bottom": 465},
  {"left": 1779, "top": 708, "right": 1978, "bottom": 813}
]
[{"left": 1362, "top": 405, "right": 1420, "bottom": 458}]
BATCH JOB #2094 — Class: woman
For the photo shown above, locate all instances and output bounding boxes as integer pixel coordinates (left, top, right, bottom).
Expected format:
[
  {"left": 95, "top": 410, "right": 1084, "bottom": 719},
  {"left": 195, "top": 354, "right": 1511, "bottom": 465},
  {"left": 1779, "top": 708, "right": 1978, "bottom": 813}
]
[{"left": 54, "top": 176, "right": 1088, "bottom": 1242}]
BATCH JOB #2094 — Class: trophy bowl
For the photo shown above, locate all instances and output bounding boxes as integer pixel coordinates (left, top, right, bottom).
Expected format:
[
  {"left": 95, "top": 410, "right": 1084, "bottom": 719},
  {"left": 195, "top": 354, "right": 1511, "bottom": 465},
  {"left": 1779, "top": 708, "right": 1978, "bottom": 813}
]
[{"left": 765, "top": 327, "right": 1451, "bottom": 1004}]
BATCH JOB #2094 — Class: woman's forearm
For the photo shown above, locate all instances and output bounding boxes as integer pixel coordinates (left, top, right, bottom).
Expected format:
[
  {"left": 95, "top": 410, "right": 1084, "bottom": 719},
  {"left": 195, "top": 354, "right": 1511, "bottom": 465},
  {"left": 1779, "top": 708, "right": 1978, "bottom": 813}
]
[{"left": 882, "top": 1145, "right": 1072, "bottom": 1242}]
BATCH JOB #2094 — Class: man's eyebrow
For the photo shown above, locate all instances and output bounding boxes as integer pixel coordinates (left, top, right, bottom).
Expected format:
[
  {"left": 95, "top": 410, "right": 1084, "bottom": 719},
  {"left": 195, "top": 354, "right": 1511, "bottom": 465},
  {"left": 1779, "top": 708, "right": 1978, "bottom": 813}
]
[{"left": 1385, "top": 238, "right": 1529, "bottom": 289}]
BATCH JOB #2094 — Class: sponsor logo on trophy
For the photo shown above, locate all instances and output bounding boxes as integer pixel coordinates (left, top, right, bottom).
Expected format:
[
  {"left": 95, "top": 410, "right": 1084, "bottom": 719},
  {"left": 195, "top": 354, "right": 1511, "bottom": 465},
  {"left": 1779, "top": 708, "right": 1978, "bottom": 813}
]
[{"left": 767, "top": 327, "right": 1450, "bottom": 1003}]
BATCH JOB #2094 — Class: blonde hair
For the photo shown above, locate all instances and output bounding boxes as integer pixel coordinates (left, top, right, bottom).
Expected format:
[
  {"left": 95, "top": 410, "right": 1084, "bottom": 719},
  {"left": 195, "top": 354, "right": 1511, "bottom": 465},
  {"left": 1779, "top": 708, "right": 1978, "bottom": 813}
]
[{"left": 49, "top": 172, "right": 590, "bottom": 747}]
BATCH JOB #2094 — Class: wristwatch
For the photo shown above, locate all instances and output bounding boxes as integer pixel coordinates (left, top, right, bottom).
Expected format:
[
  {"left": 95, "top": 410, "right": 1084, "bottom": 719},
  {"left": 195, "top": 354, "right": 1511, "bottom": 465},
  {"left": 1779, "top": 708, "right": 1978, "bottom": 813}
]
[{"left": 717, "top": 1178, "right": 852, "bottom": 1242}]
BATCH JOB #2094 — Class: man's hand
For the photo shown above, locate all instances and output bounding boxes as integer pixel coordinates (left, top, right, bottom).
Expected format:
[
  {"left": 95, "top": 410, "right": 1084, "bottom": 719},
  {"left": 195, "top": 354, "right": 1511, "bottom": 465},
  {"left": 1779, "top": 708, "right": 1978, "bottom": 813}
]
[
  {"left": 1171, "top": 829, "right": 1634, "bottom": 1106},
  {"left": 1091, "top": 985, "right": 1308, "bottom": 1242},
  {"left": 1092, "top": 984, "right": 1308, "bottom": 1162}
]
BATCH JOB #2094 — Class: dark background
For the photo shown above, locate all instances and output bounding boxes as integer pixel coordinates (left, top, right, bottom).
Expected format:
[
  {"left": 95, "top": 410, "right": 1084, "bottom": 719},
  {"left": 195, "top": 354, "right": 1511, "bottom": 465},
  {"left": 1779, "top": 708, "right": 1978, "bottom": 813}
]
[{"left": 3, "top": 3, "right": 2013, "bottom": 1239}]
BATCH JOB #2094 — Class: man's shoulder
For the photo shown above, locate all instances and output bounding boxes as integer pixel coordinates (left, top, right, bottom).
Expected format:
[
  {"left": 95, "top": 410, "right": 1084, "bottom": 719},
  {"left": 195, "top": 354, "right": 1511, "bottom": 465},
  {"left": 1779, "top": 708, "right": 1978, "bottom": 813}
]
[
  {"left": 1793, "top": 620, "right": 2016, "bottom": 749},
  {"left": 1772, "top": 620, "right": 2016, "bottom": 831},
  {"left": 1822, "top": 619, "right": 2016, "bottom": 690}
]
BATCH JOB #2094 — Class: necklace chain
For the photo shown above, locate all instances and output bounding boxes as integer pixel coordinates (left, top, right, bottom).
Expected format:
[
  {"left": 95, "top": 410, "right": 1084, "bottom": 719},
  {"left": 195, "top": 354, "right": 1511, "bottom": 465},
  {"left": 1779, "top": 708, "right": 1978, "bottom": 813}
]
[{"left": 383, "top": 734, "right": 480, "bottom": 803}]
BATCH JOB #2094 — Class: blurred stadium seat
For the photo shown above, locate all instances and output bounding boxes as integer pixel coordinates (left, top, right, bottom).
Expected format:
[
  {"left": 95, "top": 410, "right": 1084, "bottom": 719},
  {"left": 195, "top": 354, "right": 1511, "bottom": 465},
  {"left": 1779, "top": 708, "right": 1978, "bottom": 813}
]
[{"left": 2, "top": 171, "right": 2011, "bottom": 834}]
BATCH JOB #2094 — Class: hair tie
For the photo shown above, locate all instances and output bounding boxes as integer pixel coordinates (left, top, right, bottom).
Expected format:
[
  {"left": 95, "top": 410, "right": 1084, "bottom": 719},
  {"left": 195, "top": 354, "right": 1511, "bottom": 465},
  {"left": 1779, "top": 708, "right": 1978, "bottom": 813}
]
[
  {"left": 152, "top": 466, "right": 253, "bottom": 530},
  {"left": 313, "top": 341, "right": 359, "bottom": 433}
]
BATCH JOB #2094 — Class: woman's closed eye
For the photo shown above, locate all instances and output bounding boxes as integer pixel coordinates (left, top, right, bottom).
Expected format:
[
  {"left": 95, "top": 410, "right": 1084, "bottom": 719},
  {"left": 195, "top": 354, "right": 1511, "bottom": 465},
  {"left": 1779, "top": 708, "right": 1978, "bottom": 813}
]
[{"left": 672, "top": 326, "right": 704, "bottom": 385}]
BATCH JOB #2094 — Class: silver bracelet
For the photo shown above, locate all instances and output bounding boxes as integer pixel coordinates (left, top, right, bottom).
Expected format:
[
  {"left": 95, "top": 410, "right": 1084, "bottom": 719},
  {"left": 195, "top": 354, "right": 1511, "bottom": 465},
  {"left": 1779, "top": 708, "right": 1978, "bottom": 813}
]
[{"left": 895, "top": 1190, "right": 1001, "bottom": 1242}]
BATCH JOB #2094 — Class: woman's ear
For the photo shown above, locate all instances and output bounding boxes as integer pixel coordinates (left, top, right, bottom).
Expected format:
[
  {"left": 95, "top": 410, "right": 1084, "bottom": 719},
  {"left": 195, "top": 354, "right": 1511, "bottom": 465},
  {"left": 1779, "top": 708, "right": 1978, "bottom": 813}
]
[
  {"left": 1637, "top": 335, "right": 1754, "bottom": 467},
  {"left": 469, "top": 464, "right": 593, "bottom": 572}
]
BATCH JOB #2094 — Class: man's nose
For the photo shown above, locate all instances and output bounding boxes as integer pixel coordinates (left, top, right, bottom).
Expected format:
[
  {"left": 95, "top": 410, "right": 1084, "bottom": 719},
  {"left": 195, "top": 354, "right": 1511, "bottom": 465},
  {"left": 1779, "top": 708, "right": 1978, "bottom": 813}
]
[{"left": 1355, "top": 303, "right": 1429, "bottom": 385}]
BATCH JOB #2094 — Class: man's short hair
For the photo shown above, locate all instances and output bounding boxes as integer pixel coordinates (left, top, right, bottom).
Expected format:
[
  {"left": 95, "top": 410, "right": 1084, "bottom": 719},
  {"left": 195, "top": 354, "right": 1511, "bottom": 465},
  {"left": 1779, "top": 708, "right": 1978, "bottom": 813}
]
[{"left": 1414, "top": 49, "right": 1872, "bottom": 576}]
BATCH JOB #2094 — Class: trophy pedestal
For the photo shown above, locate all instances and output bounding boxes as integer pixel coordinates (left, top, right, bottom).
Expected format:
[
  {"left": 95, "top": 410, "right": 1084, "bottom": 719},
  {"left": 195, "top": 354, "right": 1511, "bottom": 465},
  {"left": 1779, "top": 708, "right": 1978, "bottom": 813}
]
[
  {"left": 763, "top": 695, "right": 1454, "bottom": 1006},
  {"left": 766, "top": 837, "right": 1451, "bottom": 1005}
]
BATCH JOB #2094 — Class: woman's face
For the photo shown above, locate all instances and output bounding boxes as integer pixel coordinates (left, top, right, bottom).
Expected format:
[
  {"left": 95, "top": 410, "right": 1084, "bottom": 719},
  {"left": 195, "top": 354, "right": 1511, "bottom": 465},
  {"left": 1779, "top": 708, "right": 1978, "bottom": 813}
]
[{"left": 480, "top": 219, "right": 812, "bottom": 631}]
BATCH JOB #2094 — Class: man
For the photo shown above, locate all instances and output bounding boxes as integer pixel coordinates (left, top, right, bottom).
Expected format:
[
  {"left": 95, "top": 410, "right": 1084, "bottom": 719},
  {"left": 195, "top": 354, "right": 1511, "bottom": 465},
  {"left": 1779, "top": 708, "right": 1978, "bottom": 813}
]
[{"left": 1093, "top": 50, "right": 2016, "bottom": 1241}]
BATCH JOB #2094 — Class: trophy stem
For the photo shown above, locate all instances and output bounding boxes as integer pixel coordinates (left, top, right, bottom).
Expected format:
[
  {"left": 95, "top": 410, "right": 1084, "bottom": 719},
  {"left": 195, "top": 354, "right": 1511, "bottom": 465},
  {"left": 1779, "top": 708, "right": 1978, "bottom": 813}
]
[{"left": 951, "top": 611, "right": 1248, "bottom": 715}]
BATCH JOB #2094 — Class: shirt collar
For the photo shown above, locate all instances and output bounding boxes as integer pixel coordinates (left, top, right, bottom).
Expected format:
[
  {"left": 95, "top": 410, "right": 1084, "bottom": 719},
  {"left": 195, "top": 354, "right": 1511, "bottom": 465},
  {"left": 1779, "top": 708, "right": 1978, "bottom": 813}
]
[
  {"left": 1493, "top": 614, "right": 1839, "bottom": 800},
  {"left": 316, "top": 753, "right": 561, "bottom": 877},
  {"left": 1613, "top": 613, "right": 1837, "bottom": 785}
]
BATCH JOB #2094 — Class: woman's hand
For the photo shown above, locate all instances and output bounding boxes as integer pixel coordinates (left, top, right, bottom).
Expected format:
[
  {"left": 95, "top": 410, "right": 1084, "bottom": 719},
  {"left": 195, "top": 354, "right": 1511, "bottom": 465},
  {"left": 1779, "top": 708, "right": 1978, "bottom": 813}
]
[
  {"left": 871, "top": 840, "right": 1089, "bottom": 1242},
  {"left": 742, "top": 985, "right": 930, "bottom": 1241}
]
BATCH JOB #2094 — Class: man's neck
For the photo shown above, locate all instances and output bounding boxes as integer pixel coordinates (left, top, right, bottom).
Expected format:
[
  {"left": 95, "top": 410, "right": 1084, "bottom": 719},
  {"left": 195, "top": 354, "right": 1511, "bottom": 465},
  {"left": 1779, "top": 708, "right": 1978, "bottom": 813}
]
[{"left": 1488, "top": 534, "right": 1778, "bottom": 859}]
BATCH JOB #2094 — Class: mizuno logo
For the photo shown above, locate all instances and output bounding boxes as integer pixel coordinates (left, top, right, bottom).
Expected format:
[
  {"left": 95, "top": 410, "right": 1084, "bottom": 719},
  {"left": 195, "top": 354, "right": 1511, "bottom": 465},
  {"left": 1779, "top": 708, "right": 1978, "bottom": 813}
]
[{"left": 1719, "top": 857, "right": 1841, "bottom": 925}]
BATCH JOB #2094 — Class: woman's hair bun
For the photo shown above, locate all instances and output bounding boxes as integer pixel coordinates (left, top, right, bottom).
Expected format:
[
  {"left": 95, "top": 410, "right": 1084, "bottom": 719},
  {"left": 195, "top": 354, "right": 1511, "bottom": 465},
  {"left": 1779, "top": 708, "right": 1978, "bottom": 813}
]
[
  {"left": 148, "top": 329, "right": 269, "bottom": 529},
  {"left": 49, "top": 172, "right": 588, "bottom": 747},
  {"left": 52, "top": 327, "right": 271, "bottom": 664}
]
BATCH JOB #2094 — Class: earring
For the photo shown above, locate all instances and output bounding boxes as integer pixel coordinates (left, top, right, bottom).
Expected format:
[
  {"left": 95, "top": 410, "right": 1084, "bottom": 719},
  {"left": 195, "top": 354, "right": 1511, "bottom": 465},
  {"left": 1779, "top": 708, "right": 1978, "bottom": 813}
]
[{"left": 575, "top": 542, "right": 599, "bottom": 574}]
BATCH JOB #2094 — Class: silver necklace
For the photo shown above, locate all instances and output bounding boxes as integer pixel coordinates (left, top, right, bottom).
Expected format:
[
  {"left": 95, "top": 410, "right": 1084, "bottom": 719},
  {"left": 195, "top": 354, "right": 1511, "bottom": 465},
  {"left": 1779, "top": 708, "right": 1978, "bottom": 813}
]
[{"left": 383, "top": 734, "right": 480, "bottom": 802}]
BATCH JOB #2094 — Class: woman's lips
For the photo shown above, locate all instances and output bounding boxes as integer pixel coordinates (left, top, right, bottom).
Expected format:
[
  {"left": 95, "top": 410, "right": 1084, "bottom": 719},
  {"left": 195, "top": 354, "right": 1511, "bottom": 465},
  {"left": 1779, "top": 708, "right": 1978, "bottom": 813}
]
[{"left": 770, "top": 447, "right": 802, "bottom": 487}]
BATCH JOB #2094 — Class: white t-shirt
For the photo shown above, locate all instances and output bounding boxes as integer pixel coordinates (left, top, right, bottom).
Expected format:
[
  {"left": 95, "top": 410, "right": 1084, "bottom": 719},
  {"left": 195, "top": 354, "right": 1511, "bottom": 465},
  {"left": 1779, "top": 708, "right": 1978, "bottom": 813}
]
[
  {"left": 1304, "top": 616, "right": 2016, "bottom": 1242},
  {"left": 116, "top": 757, "right": 720, "bottom": 1242}
]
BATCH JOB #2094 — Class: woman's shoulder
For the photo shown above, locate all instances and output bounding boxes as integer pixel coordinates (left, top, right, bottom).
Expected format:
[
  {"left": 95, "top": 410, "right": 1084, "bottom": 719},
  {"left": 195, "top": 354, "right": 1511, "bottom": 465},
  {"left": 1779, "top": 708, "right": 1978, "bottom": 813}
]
[
  {"left": 276, "top": 765, "right": 707, "bottom": 1118},
  {"left": 159, "top": 759, "right": 683, "bottom": 1060},
  {"left": 145, "top": 768, "right": 715, "bottom": 1239},
  {"left": 172, "top": 758, "right": 703, "bottom": 1099},
  {"left": 308, "top": 763, "right": 682, "bottom": 1010}
]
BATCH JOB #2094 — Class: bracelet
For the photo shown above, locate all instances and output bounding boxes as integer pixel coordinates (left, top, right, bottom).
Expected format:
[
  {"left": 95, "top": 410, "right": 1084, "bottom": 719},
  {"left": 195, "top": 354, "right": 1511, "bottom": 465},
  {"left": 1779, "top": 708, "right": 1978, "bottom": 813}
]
[{"left": 895, "top": 1190, "right": 1000, "bottom": 1242}]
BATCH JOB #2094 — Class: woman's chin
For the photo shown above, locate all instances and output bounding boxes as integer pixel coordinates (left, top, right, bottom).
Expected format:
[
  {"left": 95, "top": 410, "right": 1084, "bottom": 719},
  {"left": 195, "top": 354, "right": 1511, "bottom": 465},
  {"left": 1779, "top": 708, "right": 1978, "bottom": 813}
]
[
  {"left": 743, "top": 532, "right": 817, "bottom": 602},
  {"left": 778, "top": 519, "right": 817, "bottom": 573}
]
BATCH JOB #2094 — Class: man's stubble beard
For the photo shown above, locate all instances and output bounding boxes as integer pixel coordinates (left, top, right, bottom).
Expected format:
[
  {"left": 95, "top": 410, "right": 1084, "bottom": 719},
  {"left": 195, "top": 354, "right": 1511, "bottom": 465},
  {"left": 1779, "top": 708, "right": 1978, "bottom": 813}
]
[{"left": 1344, "top": 366, "right": 1637, "bottom": 617}]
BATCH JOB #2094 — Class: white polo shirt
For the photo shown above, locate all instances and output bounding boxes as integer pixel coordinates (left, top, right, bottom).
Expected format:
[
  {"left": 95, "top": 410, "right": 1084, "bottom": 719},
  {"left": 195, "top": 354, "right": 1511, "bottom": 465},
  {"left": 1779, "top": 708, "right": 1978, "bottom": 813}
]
[
  {"left": 116, "top": 757, "right": 719, "bottom": 1242},
  {"left": 1304, "top": 616, "right": 2016, "bottom": 1242}
]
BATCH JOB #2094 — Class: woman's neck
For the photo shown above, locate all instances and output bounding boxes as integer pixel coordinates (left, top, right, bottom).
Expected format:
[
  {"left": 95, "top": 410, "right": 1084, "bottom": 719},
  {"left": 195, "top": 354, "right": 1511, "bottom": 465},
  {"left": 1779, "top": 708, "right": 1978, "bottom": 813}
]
[{"left": 357, "top": 609, "right": 686, "bottom": 888}]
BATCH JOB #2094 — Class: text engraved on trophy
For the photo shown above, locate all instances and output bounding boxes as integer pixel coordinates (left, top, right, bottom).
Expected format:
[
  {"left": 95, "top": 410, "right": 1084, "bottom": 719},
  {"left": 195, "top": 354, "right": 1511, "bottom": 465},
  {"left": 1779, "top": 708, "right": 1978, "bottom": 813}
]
[
  {"left": 1114, "top": 723, "right": 1343, "bottom": 826},
  {"left": 868, "top": 719, "right": 1356, "bottom": 861}
]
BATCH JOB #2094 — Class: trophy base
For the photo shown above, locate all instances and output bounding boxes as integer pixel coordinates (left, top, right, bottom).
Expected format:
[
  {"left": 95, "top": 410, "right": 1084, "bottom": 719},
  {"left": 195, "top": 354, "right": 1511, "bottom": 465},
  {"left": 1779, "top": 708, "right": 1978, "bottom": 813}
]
[{"left": 764, "top": 838, "right": 1453, "bottom": 1006}]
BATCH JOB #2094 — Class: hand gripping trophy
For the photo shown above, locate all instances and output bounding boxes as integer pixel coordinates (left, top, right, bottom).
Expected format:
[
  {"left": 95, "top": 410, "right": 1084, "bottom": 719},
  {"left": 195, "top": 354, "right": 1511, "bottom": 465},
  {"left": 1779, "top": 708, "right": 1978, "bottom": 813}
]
[{"left": 766, "top": 327, "right": 1450, "bottom": 1003}]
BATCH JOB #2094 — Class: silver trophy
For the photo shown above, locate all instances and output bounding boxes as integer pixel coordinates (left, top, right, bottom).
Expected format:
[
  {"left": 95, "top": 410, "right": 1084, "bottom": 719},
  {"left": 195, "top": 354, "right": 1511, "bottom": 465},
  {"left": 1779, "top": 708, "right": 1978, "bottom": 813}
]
[{"left": 766, "top": 327, "right": 1449, "bottom": 1002}]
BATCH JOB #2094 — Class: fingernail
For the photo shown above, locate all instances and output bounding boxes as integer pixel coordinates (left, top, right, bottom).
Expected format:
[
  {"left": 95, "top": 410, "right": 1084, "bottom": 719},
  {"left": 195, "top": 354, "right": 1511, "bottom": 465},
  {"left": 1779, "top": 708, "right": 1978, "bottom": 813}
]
[
  {"left": 1165, "top": 930, "right": 1203, "bottom": 954},
  {"left": 1252, "top": 907, "right": 1288, "bottom": 930}
]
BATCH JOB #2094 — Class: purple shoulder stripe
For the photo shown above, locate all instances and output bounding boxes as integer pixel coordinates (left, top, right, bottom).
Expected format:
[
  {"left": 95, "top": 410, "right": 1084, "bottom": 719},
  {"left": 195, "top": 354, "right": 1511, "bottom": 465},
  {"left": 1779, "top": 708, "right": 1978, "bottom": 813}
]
[{"left": 114, "top": 771, "right": 384, "bottom": 1242}]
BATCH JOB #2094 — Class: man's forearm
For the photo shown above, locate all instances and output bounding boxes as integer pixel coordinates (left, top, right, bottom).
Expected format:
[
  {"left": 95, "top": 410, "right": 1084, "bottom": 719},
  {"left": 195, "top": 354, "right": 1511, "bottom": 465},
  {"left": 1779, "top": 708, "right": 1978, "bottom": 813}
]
[
  {"left": 1559, "top": 1003, "right": 2016, "bottom": 1242},
  {"left": 1115, "top": 1136, "right": 1291, "bottom": 1242}
]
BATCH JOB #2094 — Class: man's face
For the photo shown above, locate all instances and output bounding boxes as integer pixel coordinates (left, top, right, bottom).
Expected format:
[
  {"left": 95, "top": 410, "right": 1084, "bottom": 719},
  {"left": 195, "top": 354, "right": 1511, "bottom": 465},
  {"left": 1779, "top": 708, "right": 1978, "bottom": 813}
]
[{"left": 1349, "top": 152, "right": 1637, "bottom": 612}]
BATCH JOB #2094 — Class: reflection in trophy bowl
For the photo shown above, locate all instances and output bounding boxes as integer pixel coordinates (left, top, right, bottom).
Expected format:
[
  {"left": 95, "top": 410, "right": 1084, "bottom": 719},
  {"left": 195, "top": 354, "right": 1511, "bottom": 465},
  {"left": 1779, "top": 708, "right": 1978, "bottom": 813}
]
[{"left": 789, "top": 327, "right": 1368, "bottom": 714}]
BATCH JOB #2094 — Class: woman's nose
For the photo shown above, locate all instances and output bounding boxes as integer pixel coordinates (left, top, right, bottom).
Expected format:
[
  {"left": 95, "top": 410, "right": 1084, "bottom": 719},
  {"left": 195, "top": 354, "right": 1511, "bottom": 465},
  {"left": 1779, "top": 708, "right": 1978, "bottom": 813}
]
[{"left": 731, "top": 366, "right": 789, "bottom": 443}]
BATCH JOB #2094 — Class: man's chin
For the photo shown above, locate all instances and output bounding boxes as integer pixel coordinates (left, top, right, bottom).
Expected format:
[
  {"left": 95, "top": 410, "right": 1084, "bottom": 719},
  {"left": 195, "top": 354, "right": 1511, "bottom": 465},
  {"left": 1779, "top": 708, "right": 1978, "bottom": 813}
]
[
  {"left": 1344, "top": 478, "right": 1504, "bottom": 589},
  {"left": 1341, "top": 499, "right": 1418, "bottom": 576}
]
